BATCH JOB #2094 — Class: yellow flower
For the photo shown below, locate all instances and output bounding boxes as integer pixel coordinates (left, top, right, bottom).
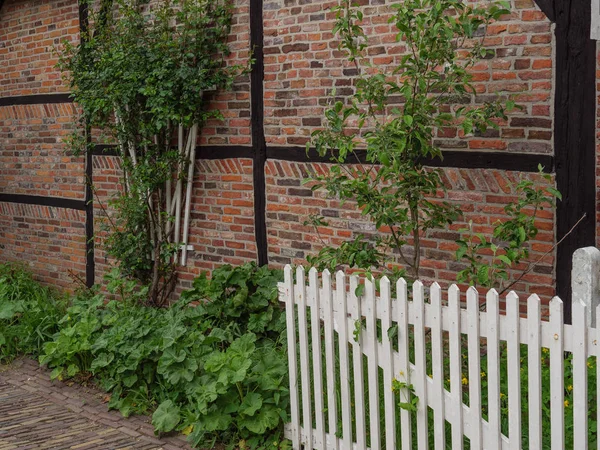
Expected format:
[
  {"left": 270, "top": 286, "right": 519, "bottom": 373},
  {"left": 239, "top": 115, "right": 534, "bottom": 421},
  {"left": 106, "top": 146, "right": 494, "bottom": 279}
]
[
  {"left": 399, "top": 371, "right": 405, "bottom": 377},
  {"left": 564, "top": 400, "right": 569, "bottom": 408},
  {"left": 481, "top": 372, "right": 486, "bottom": 378},
  {"left": 567, "top": 385, "right": 573, "bottom": 392},
  {"left": 542, "top": 348, "right": 549, "bottom": 354},
  {"left": 462, "top": 377, "right": 468, "bottom": 385},
  {"left": 500, "top": 392, "right": 506, "bottom": 399},
  {"left": 587, "top": 361, "right": 594, "bottom": 369}
]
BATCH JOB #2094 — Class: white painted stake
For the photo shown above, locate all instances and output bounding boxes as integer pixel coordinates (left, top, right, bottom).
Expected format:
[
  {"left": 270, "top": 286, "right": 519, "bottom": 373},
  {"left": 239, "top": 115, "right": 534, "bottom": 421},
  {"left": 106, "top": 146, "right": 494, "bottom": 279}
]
[
  {"left": 365, "top": 277, "right": 380, "bottom": 450},
  {"left": 380, "top": 276, "right": 396, "bottom": 450},
  {"left": 309, "top": 268, "right": 326, "bottom": 449},
  {"left": 573, "top": 299, "right": 588, "bottom": 450},
  {"left": 506, "top": 291, "right": 522, "bottom": 450},
  {"left": 322, "top": 269, "right": 339, "bottom": 450},
  {"left": 396, "top": 278, "right": 412, "bottom": 450},
  {"left": 413, "top": 281, "right": 428, "bottom": 450},
  {"left": 337, "top": 272, "right": 353, "bottom": 449},
  {"left": 527, "top": 295, "right": 542, "bottom": 449},
  {"left": 349, "top": 275, "right": 366, "bottom": 450},
  {"left": 549, "top": 297, "right": 564, "bottom": 450},
  {"left": 467, "top": 287, "right": 482, "bottom": 450},
  {"left": 180, "top": 123, "right": 198, "bottom": 266},
  {"left": 486, "top": 289, "right": 501, "bottom": 450},
  {"left": 448, "top": 285, "right": 464, "bottom": 450},
  {"left": 296, "top": 266, "right": 313, "bottom": 449},
  {"left": 284, "top": 266, "right": 300, "bottom": 448},
  {"left": 430, "top": 283, "right": 445, "bottom": 450}
]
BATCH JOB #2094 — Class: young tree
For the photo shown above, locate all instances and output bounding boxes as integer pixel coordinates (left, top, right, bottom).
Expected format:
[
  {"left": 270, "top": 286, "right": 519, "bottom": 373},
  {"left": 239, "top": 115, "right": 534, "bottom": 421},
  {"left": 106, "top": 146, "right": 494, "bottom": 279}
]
[
  {"left": 60, "top": 0, "right": 246, "bottom": 305},
  {"left": 307, "top": 0, "right": 560, "bottom": 290}
]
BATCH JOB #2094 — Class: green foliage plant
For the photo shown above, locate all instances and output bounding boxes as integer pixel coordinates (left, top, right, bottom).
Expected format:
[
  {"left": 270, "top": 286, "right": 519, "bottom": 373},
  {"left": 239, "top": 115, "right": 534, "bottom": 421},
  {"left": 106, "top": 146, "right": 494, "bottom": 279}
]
[
  {"left": 455, "top": 166, "right": 562, "bottom": 292},
  {"left": 60, "top": 0, "right": 246, "bottom": 306},
  {"left": 40, "top": 263, "right": 289, "bottom": 449},
  {"left": 307, "top": 0, "right": 512, "bottom": 280},
  {"left": 0, "top": 264, "right": 67, "bottom": 362},
  {"left": 306, "top": 0, "right": 561, "bottom": 292}
]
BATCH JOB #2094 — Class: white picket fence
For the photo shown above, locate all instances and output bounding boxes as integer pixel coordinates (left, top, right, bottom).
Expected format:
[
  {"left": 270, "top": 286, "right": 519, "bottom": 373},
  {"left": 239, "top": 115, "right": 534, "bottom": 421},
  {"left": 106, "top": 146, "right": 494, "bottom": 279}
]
[{"left": 278, "top": 264, "right": 600, "bottom": 450}]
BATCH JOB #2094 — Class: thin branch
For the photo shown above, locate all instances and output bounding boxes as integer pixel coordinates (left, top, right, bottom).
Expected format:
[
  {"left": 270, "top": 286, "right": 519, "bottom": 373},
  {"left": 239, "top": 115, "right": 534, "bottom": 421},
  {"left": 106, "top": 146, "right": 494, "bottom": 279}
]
[{"left": 498, "top": 213, "right": 587, "bottom": 296}]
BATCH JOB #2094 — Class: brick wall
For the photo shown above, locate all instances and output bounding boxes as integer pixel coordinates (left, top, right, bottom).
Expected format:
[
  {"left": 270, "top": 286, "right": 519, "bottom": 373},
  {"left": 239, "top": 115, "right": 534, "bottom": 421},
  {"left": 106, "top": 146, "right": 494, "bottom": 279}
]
[
  {"left": 266, "top": 160, "right": 556, "bottom": 302},
  {"left": 0, "top": 0, "right": 573, "bottom": 307},
  {"left": 263, "top": 0, "right": 554, "bottom": 152},
  {"left": 92, "top": 155, "right": 257, "bottom": 292},
  {"left": 0, "top": 202, "right": 86, "bottom": 289},
  {"left": 0, "top": 103, "right": 83, "bottom": 198},
  {"left": 0, "top": 0, "right": 79, "bottom": 96}
]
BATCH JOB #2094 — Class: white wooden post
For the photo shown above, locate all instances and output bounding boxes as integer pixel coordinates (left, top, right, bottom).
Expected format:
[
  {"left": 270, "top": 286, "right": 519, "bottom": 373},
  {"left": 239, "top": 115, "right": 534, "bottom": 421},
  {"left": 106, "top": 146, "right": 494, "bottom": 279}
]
[
  {"left": 571, "top": 246, "right": 600, "bottom": 327},
  {"left": 592, "top": 0, "right": 600, "bottom": 39}
]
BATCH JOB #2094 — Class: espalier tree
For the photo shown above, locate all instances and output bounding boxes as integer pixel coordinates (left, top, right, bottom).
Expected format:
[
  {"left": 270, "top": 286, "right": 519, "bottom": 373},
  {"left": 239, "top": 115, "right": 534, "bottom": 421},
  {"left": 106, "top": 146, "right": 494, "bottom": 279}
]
[
  {"left": 60, "top": 0, "right": 246, "bottom": 305},
  {"left": 307, "top": 0, "right": 561, "bottom": 293}
]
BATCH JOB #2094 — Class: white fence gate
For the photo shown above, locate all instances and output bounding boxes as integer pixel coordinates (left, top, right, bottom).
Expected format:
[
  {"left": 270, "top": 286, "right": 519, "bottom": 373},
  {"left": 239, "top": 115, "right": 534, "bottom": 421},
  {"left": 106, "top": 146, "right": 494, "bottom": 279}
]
[{"left": 279, "top": 248, "right": 600, "bottom": 449}]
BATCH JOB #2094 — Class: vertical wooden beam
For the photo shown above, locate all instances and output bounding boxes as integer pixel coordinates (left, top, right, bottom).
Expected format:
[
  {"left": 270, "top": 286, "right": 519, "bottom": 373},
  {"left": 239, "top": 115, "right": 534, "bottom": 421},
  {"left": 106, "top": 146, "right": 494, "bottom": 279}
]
[
  {"left": 250, "top": 0, "right": 268, "bottom": 266},
  {"left": 554, "top": 0, "right": 596, "bottom": 323},
  {"left": 78, "top": 0, "right": 95, "bottom": 288}
]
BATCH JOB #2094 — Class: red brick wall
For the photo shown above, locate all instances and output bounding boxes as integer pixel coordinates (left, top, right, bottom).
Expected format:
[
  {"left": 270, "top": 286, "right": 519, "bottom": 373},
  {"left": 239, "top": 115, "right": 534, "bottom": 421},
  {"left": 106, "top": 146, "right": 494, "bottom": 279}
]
[
  {"left": 198, "top": 0, "right": 252, "bottom": 146},
  {"left": 263, "top": 0, "right": 554, "bottom": 152},
  {"left": 0, "top": 0, "right": 567, "bottom": 305},
  {"left": 92, "top": 155, "right": 257, "bottom": 292},
  {"left": 266, "top": 160, "right": 556, "bottom": 302},
  {"left": 0, "top": 0, "right": 79, "bottom": 96},
  {"left": 0, "top": 103, "right": 83, "bottom": 198},
  {"left": 0, "top": 202, "right": 86, "bottom": 289}
]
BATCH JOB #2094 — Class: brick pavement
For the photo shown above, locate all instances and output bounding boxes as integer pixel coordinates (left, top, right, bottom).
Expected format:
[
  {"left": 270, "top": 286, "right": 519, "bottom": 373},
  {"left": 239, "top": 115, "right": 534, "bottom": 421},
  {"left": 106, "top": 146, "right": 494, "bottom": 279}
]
[{"left": 0, "top": 358, "right": 191, "bottom": 450}]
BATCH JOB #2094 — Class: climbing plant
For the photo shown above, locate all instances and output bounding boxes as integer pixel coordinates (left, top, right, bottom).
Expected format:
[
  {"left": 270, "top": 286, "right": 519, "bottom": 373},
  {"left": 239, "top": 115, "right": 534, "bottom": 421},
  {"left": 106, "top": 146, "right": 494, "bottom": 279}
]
[{"left": 60, "top": 0, "right": 246, "bottom": 305}]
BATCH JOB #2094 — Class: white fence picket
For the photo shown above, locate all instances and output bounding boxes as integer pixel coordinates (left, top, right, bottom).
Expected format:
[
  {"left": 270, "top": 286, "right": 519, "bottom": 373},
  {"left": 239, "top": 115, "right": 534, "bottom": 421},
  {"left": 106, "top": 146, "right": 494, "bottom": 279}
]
[
  {"left": 467, "top": 287, "right": 482, "bottom": 449},
  {"left": 365, "top": 277, "right": 381, "bottom": 450},
  {"left": 573, "top": 299, "right": 588, "bottom": 450},
  {"left": 430, "top": 283, "right": 445, "bottom": 450},
  {"left": 486, "top": 289, "right": 501, "bottom": 450},
  {"left": 380, "top": 277, "right": 396, "bottom": 450},
  {"left": 413, "top": 281, "right": 429, "bottom": 450},
  {"left": 322, "top": 269, "right": 339, "bottom": 450},
  {"left": 309, "top": 268, "right": 326, "bottom": 449},
  {"left": 396, "top": 278, "right": 412, "bottom": 450},
  {"left": 506, "top": 291, "right": 521, "bottom": 450},
  {"left": 448, "top": 284, "right": 464, "bottom": 450},
  {"left": 349, "top": 275, "right": 367, "bottom": 450},
  {"left": 284, "top": 265, "right": 300, "bottom": 449},
  {"left": 527, "top": 294, "right": 542, "bottom": 449},
  {"left": 279, "top": 267, "right": 600, "bottom": 450},
  {"left": 337, "top": 271, "right": 353, "bottom": 449},
  {"left": 549, "top": 297, "right": 564, "bottom": 450},
  {"left": 296, "top": 266, "right": 313, "bottom": 450}
]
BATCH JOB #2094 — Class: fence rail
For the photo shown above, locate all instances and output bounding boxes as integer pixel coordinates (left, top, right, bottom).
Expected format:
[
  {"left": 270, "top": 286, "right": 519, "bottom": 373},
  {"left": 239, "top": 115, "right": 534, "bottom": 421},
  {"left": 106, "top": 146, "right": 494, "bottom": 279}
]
[{"left": 279, "top": 265, "right": 600, "bottom": 450}]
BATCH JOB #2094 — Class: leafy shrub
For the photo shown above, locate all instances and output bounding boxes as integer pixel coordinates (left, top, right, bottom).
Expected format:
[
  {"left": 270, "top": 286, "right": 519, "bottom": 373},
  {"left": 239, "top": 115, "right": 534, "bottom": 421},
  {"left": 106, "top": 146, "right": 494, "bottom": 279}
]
[
  {"left": 40, "top": 263, "right": 289, "bottom": 449},
  {"left": 0, "top": 263, "right": 66, "bottom": 361}
]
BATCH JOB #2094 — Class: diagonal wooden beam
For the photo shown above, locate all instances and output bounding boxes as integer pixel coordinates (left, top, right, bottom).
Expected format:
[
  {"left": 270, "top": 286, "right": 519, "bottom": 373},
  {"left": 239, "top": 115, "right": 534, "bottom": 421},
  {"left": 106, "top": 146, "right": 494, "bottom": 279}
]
[{"left": 533, "top": 0, "right": 555, "bottom": 22}]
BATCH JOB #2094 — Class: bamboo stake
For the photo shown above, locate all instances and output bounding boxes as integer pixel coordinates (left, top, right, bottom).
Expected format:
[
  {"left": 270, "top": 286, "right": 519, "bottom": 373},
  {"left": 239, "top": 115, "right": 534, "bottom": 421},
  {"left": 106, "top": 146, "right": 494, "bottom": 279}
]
[{"left": 181, "top": 123, "right": 198, "bottom": 266}]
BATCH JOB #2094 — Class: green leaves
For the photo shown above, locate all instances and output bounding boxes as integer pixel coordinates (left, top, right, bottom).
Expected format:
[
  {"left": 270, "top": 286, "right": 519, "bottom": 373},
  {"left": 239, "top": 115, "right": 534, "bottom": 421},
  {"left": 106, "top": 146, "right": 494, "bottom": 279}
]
[
  {"left": 152, "top": 400, "right": 181, "bottom": 433},
  {"left": 37, "top": 264, "right": 288, "bottom": 449}
]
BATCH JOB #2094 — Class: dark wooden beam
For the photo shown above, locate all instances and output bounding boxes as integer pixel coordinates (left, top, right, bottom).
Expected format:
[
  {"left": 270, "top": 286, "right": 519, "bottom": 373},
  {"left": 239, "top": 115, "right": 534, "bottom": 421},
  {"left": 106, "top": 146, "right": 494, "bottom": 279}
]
[
  {"left": 267, "top": 147, "right": 554, "bottom": 173},
  {"left": 250, "top": 0, "right": 268, "bottom": 267},
  {"left": 0, "top": 94, "right": 73, "bottom": 107},
  {"left": 78, "top": 0, "right": 95, "bottom": 288},
  {"left": 554, "top": 0, "right": 596, "bottom": 323},
  {"left": 532, "top": 0, "right": 555, "bottom": 22},
  {"left": 0, "top": 193, "right": 86, "bottom": 211}
]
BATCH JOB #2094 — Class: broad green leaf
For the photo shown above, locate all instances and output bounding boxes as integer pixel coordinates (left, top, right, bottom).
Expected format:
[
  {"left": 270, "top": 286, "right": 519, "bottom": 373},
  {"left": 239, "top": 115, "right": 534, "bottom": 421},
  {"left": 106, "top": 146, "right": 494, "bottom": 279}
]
[{"left": 152, "top": 400, "right": 181, "bottom": 433}]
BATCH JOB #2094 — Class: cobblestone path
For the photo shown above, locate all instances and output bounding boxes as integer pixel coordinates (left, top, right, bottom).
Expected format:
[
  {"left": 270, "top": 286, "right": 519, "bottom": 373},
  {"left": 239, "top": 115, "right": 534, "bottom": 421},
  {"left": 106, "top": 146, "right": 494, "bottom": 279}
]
[{"left": 0, "top": 358, "right": 191, "bottom": 449}]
